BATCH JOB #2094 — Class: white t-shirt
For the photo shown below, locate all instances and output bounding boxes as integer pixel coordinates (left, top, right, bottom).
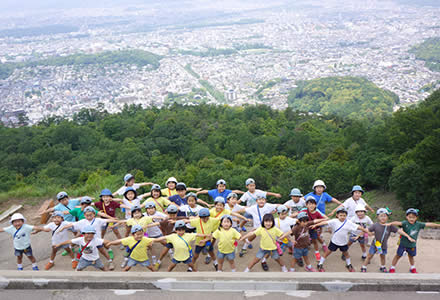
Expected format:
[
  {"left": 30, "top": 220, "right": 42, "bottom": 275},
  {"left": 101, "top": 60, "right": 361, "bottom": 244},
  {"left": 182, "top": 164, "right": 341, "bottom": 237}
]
[
  {"left": 227, "top": 203, "right": 245, "bottom": 228},
  {"left": 3, "top": 224, "right": 34, "bottom": 250},
  {"left": 144, "top": 211, "right": 166, "bottom": 237},
  {"left": 350, "top": 215, "right": 373, "bottom": 236},
  {"left": 122, "top": 198, "right": 141, "bottom": 219},
  {"left": 72, "top": 218, "right": 107, "bottom": 238},
  {"left": 284, "top": 198, "right": 306, "bottom": 214},
  {"left": 275, "top": 216, "right": 297, "bottom": 233},
  {"left": 179, "top": 205, "right": 203, "bottom": 229},
  {"left": 44, "top": 221, "right": 71, "bottom": 245},
  {"left": 71, "top": 237, "right": 103, "bottom": 261},
  {"left": 245, "top": 203, "right": 277, "bottom": 229},
  {"left": 342, "top": 197, "right": 367, "bottom": 218},
  {"left": 240, "top": 190, "right": 267, "bottom": 207},
  {"left": 328, "top": 219, "right": 359, "bottom": 246},
  {"left": 115, "top": 183, "right": 142, "bottom": 196}
]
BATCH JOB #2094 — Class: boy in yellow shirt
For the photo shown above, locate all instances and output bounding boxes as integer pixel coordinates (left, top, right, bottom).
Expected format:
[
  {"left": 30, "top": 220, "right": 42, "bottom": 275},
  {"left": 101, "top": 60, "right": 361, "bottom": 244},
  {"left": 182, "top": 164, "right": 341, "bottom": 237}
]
[
  {"left": 105, "top": 225, "right": 156, "bottom": 272},
  {"left": 212, "top": 215, "right": 241, "bottom": 272},
  {"left": 240, "top": 213, "right": 288, "bottom": 272},
  {"left": 142, "top": 184, "right": 171, "bottom": 213}
]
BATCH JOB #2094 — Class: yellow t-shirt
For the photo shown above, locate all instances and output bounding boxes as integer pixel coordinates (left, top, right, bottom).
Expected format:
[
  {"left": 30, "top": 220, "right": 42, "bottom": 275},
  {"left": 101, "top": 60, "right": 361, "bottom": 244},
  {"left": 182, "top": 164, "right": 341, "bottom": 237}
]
[
  {"left": 190, "top": 217, "right": 220, "bottom": 245},
  {"left": 209, "top": 208, "right": 232, "bottom": 219},
  {"left": 126, "top": 216, "right": 153, "bottom": 229},
  {"left": 212, "top": 228, "right": 241, "bottom": 254},
  {"left": 121, "top": 236, "right": 152, "bottom": 262},
  {"left": 166, "top": 233, "right": 196, "bottom": 261},
  {"left": 144, "top": 197, "right": 171, "bottom": 213},
  {"left": 255, "top": 226, "right": 283, "bottom": 250},
  {"left": 161, "top": 188, "right": 177, "bottom": 197}
]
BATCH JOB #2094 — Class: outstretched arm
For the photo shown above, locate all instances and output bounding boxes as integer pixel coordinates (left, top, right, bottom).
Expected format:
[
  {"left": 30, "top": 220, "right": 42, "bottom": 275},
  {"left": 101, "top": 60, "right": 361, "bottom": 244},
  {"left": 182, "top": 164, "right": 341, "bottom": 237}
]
[
  {"left": 425, "top": 222, "right": 440, "bottom": 228},
  {"left": 266, "top": 192, "right": 281, "bottom": 199},
  {"left": 397, "top": 228, "right": 415, "bottom": 243}
]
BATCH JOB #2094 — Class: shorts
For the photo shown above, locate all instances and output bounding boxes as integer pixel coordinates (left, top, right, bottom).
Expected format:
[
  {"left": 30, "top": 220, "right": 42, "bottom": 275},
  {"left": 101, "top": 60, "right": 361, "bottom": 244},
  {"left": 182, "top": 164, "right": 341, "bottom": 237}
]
[
  {"left": 369, "top": 245, "right": 388, "bottom": 255},
  {"left": 55, "top": 244, "right": 71, "bottom": 250},
  {"left": 349, "top": 235, "right": 368, "bottom": 245},
  {"left": 171, "top": 257, "right": 192, "bottom": 264},
  {"left": 14, "top": 246, "right": 33, "bottom": 257},
  {"left": 195, "top": 243, "right": 214, "bottom": 254},
  {"left": 397, "top": 245, "right": 417, "bottom": 257},
  {"left": 309, "top": 229, "right": 318, "bottom": 240},
  {"left": 293, "top": 247, "right": 309, "bottom": 259},
  {"left": 217, "top": 251, "right": 235, "bottom": 260},
  {"left": 243, "top": 212, "right": 253, "bottom": 220},
  {"left": 103, "top": 223, "right": 118, "bottom": 230},
  {"left": 185, "top": 227, "right": 196, "bottom": 233},
  {"left": 256, "top": 248, "right": 280, "bottom": 260},
  {"left": 328, "top": 241, "right": 349, "bottom": 252},
  {"left": 77, "top": 257, "right": 105, "bottom": 270},
  {"left": 149, "top": 234, "right": 163, "bottom": 238},
  {"left": 165, "top": 243, "right": 174, "bottom": 249},
  {"left": 127, "top": 257, "right": 151, "bottom": 267}
]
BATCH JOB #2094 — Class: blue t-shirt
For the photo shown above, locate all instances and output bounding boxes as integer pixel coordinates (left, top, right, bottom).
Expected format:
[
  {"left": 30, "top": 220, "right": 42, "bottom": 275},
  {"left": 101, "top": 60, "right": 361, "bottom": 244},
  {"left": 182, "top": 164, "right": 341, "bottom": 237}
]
[
  {"left": 54, "top": 198, "right": 81, "bottom": 222},
  {"left": 4, "top": 224, "right": 34, "bottom": 250},
  {"left": 169, "top": 195, "right": 187, "bottom": 216},
  {"left": 304, "top": 192, "right": 333, "bottom": 214},
  {"left": 208, "top": 189, "right": 232, "bottom": 200}
]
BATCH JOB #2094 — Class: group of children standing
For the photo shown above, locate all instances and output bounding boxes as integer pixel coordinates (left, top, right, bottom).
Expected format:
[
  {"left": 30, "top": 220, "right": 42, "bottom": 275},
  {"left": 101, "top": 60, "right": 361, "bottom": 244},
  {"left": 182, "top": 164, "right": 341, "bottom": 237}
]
[{"left": 1, "top": 175, "right": 438, "bottom": 274}]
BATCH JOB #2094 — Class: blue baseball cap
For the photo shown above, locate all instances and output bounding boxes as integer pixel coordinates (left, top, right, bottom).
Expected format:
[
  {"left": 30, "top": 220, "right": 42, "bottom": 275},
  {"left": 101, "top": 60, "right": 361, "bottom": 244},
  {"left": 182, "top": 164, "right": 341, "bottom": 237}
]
[
  {"left": 131, "top": 224, "right": 143, "bottom": 234},
  {"left": 100, "top": 189, "right": 113, "bottom": 197},
  {"left": 199, "top": 208, "right": 210, "bottom": 217},
  {"left": 81, "top": 225, "right": 96, "bottom": 234}
]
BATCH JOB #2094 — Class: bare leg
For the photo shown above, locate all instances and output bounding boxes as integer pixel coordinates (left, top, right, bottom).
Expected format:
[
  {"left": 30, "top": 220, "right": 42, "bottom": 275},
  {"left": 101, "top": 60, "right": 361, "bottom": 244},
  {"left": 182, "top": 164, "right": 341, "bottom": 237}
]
[
  {"left": 218, "top": 257, "right": 224, "bottom": 271},
  {"left": 247, "top": 257, "right": 261, "bottom": 270},
  {"left": 168, "top": 263, "right": 177, "bottom": 272}
]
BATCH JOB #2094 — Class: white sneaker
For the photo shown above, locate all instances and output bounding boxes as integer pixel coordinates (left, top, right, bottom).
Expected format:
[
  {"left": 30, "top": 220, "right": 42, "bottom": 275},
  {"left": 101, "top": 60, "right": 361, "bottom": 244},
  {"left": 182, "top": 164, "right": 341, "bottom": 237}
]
[
  {"left": 121, "top": 260, "right": 127, "bottom": 268},
  {"left": 281, "top": 266, "right": 288, "bottom": 272}
]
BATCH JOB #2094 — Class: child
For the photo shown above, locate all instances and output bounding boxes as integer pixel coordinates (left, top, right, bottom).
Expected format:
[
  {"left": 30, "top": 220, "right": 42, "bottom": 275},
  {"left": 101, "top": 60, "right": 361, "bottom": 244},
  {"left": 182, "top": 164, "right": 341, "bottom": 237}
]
[
  {"left": 225, "top": 193, "right": 246, "bottom": 231},
  {"left": 284, "top": 188, "right": 306, "bottom": 217},
  {"left": 179, "top": 193, "right": 204, "bottom": 233},
  {"left": 304, "top": 180, "right": 342, "bottom": 216},
  {"left": 346, "top": 204, "right": 373, "bottom": 261},
  {"left": 113, "top": 173, "right": 153, "bottom": 196},
  {"left": 197, "top": 179, "right": 244, "bottom": 201},
  {"left": 212, "top": 215, "right": 241, "bottom": 272},
  {"left": 60, "top": 206, "right": 118, "bottom": 270},
  {"left": 94, "top": 189, "right": 128, "bottom": 240},
  {"left": 312, "top": 207, "right": 369, "bottom": 272},
  {"left": 69, "top": 197, "right": 110, "bottom": 221},
  {"left": 105, "top": 225, "right": 156, "bottom": 272},
  {"left": 32, "top": 211, "right": 75, "bottom": 270},
  {"left": 279, "top": 211, "right": 317, "bottom": 272},
  {"left": 239, "top": 178, "right": 281, "bottom": 230},
  {"left": 239, "top": 195, "right": 279, "bottom": 265},
  {"left": 169, "top": 182, "right": 210, "bottom": 215},
  {"left": 187, "top": 208, "right": 220, "bottom": 271},
  {"left": 0, "top": 213, "right": 43, "bottom": 270},
  {"left": 41, "top": 191, "right": 87, "bottom": 223},
  {"left": 241, "top": 214, "right": 288, "bottom": 272},
  {"left": 210, "top": 196, "right": 248, "bottom": 222},
  {"left": 161, "top": 177, "right": 201, "bottom": 198},
  {"left": 388, "top": 208, "right": 440, "bottom": 273},
  {"left": 153, "top": 220, "right": 210, "bottom": 272},
  {"left": 361, "top": 208, "right": 414, "bottom": 273},
  {"left": 119, "top": 187, "right": 149, "bottom": 236},
  {"left": 55, "top": 225, "right": 107, "bottom": 271},
  {"left": 143, "top": 201, "right": 168, "bottom": 269},
  {"left": 329, "top": 185, "right": 374, "bottom": 218},
  {"left": 274, "top": 205, "right": 296, "bottom": 255},
  {"left": 301, "top": 196, "right": 328, "bottom": 261},
  {"left": 142, "top": 184, "right": 171, "bottom": 214}
]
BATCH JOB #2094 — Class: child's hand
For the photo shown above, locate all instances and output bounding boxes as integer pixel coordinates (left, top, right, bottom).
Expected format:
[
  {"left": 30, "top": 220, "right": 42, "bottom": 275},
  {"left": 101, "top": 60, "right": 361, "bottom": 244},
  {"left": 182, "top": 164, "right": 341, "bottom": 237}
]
[
  {"left": 408, "top": 237, "right": 416, "bottom": 243},
  {"left": 207, "top": 204, "right": 214, "bottom": 208},
  {"left": 274, "top": 193, "right": 282, "bottom": 198},
  {"left": 353, "top": 235, "right": 360, "bottom": 241},
  {"left": 246, "top": 218, "right": 252, "bottom": 223}
]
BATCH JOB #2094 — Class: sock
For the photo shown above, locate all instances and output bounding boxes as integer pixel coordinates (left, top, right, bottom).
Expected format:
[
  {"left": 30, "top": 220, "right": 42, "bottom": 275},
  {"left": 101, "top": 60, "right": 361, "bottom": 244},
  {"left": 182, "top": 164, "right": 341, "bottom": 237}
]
[
  {"left": 17, "top": 264, "right": 23, "bottom": 268},
  {"left": 124, "top": 257, "right": 128, "bottom": 261},
  {"left": 362, "top": 252, "right": 367, "bottom": 257},
  {"left": 290, "top": 268, "right": 295, "bottom": 272},
  {"left": 390, "top": 265, "right": 395, "bottom": 269},
  {"left": 346, "top": 258, "right": 351, "bottom": 265},
  {"left": 381, "top": 265, "right": 385, "bottom": 268},
  {"left": 49, "top": 260, "right": 54, "bottom": 263},
  {"left": 207, "top": 254, "right": 211, "bottom": 258},
  {"left": 157, "top": 260, "right": 161, "bottom": 264},
  {"left": 231, "top": 269, "right": 236, "bottom": 272},
  {"left": 214, "top": 259, "right": 218, "bottom": 265},
  {"left": 71, "top": 259, "right": 75, "bottom": 261},
  {"left": 243, "top": 241, "right": 250, "bottom": 250},
  {"left": 319, "top": 257, "right": 325, "bottom": 265},
  {"left": 32, "top": 263, "right": 37, "bottom": 267},
  {"left": 307, "top": 264, "right": 312, "bottom": 268},
  {"left": 217, "top": 270, "right": 222, "bottom": 272},
  {"left": 362, "top": 265, "right": 367, "bottom": 269},
  {"left": 244, "top": 267, "right": 250, "bottom": 272},
  {"left": 281, "top": 265, "right": 288, "bottom": 272},
  {"left": 315, "top": 250, "right": 319, "bottom": 254},
  {"left": 261, "top": 257, "right": 267, "bottom": 263},
  {"left": 187, "top": 267, "right": 193, "bottom": 271},
  {"left": 108, "top": 259, "right": 113, "bottom": 262},
  {"left": 410, "top": 265, "right": 416, "bottom": 270}
]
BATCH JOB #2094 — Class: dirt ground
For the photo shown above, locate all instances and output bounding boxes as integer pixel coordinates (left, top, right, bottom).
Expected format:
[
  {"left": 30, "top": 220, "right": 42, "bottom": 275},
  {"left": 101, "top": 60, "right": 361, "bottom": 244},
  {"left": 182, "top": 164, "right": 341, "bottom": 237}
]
[{"left": 0, "top": 206, "right": 438, "bottom": 273}]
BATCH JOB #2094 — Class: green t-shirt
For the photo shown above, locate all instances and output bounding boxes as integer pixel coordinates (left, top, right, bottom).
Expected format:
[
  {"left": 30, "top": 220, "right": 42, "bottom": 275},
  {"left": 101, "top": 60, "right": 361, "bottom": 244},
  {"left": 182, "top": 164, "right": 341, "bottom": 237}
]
[
  {"left": 400, "top": 220, "right": 425, "bottom": 248},
  {"left": 70, "top": 207, "right": 98, "bottom": 221}
]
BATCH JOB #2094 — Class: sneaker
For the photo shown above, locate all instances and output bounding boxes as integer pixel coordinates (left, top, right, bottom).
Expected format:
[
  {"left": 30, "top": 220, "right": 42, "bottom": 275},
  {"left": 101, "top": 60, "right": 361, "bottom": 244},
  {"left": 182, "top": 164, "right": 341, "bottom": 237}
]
[
  {"left": 239, "top": 249, "right": 247, "bottom": 257},
  {"left": 379, "top": 267, "right": 388, "bottom": 273},
  {"left": 261, "top": 262, "right": 269, "bottom": 271},
  {"left": 346, "top": 264, "right": 355, "bottom": 272},
  {"left": 281, "top": 266, "right": 288, "bottom": 272},
  {"left": 314, "top": 252, "right": 321, "bottom": 261},
  {"left": 322, "top": 244, "right": 328, "bottom": 252},
  {"left": 61, "top": 250, "right": 68, "bottom": 256},
  {"left": 241, "top": 226, "right": 247, "bottom": 232},
  {"left": 389, "top": 268, "right": 396, "bottom": 273},
  {"left": 32, "top": 266, "right": 39, "bottom": 271},
  {"left": 410, "top": 268, "right": 418, "bottom": 274},
  {"left": 305, "top": 266, "right": 317, "bottom": 272},
  {"left": 44, "top": 262, "right": 54, "bottom": 270},
  {"left": 361, "top": 267, "right": 367, "bottom": 273},
  {"left": 121, "top": 260, "right": 127, "bottom": 268},
  {"left": 297, "top": 258, "right": 304, "bottom": 267},
  {"left": 205, "top": 255, "right": 212, "bottom": 264},
  {"left": 187, "top": 268, "right": 193, "bottom": 272},
  {"left": 361, "top": 255, "right": 367, "bottom": 261},
  {"left": 72, "top": 260, "right": 78, "bottom": 269},
  {"left": 317, "top": 264, "right": 325, "bottom": 272},
  {"left": 108, "top": 261, "right": 115, "bottom": 271},
  {"left": 341, "top": 254, "right": 346, "bottom": 261},
  {"left": 213, "top": 263, "right": 219, "bottom": 271},
  {"left": 154, "top": 262, "right": 160, "bottom": 270},
  {"left": 17, "top": 267, "right": 23, "bottom": 271},
  {"left": 247, "top": 243, "right": 253, "bottom": 249}
]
